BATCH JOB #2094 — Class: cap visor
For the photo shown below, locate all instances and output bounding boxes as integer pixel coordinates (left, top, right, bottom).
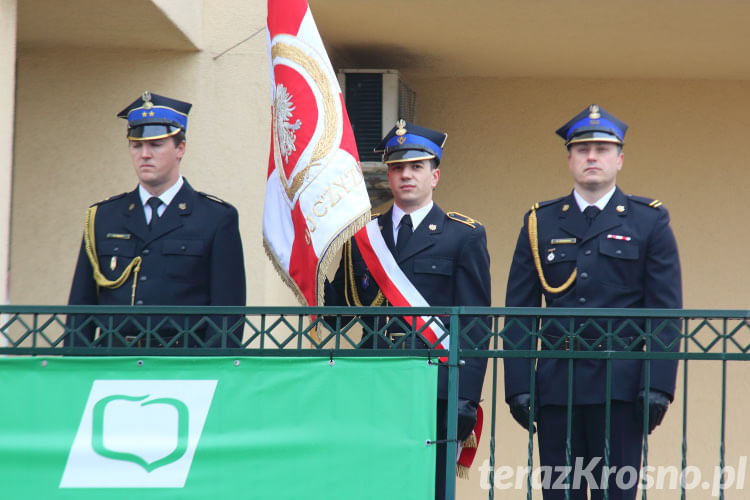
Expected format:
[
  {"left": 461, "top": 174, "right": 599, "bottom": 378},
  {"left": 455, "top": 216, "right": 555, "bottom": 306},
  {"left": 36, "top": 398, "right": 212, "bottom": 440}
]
[
  {"left": 127, "top": 125, "right": 182, "bottom": 141},
  {"left": 384, "top": 149, "right": 437, "bottom": 165},
  {"left": 566, "top": 131, "right": 623, "bottom": 146}
]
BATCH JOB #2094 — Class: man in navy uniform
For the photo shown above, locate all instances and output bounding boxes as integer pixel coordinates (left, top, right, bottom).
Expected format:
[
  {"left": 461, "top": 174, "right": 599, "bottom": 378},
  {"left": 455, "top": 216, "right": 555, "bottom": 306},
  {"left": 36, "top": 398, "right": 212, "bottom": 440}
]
[
  {"left": 325, "top": 120, "right": 492, "bottom": 500},
  {"left": 67, "top": 91, "right": 246, "bottom": 347},
  {"left": 503, "top": 104, "right": 682, "bottom": 499}
]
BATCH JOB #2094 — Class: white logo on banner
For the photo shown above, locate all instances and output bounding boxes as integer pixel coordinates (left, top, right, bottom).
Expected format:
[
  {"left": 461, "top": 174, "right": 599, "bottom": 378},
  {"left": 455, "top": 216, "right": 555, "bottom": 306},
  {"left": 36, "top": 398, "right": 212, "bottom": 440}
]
[{"left": 60, "top": 380, "right": 217, "bottom": 488}]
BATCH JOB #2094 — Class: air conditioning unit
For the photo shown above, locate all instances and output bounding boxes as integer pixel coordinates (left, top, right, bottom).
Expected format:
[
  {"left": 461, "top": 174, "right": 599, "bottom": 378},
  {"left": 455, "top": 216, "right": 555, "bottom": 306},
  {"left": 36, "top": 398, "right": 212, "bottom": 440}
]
[{"left": 337, "top": 69, "right": 416, "bottom": 163}]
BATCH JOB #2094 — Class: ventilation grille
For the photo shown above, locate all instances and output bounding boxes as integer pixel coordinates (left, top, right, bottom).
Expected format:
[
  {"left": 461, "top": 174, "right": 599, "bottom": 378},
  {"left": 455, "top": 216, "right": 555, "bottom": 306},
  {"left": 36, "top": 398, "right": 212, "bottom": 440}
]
[
  {"left": 398, "top": 79, "right": 416, "bottom": 123},
  {"left": 344, "top": 73, "right": 383, "bottom": 162}
]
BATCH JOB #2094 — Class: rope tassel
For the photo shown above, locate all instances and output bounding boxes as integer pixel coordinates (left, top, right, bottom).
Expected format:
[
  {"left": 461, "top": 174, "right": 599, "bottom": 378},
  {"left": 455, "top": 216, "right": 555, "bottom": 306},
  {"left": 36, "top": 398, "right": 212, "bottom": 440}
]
[
  {"left": 83, "top": 206, "right": 142, "bottom": 305},
  {"left": 528, "top": 207, "right": 576, "bottom": 294}
]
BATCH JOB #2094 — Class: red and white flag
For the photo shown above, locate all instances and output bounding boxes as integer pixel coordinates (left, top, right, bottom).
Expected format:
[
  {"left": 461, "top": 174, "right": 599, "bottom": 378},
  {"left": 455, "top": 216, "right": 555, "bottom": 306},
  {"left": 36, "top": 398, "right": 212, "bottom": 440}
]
[{"left": 264, "top": 0, "right": 370, "bottom": 305}]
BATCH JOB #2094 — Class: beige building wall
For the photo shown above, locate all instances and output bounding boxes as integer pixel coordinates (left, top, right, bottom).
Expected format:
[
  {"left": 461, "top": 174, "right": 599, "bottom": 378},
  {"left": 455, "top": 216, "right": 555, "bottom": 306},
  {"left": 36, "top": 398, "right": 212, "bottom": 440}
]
[
  {"left": 0, "top": 0, "right": 16, "bottom": 310},
  {"left": 11, "top": 1, "right": 296, "bottom": 308},
  {"left": 409, "top": 76, "right": 750, "bottom": 498}
]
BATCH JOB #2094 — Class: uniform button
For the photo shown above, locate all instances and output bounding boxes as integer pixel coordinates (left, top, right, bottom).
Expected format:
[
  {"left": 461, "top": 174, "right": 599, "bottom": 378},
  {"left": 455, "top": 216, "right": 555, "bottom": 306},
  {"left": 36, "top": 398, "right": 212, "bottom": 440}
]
[
  {"left": 113, "top": 247, "right": 119, "bottom": 252},
  {"left": 578, "top": 297, "right": 586, "bottom": 304},
  {"left": 142, "top": 249, "right": 150, "bottom": 255},
  {"left": 180, "top": 245, "right": 187, "bottom": 251},
  {"left": 616, "top": 249, "right": 623, "bottom": 255},
  {"left": 140, "top": 275, "right": 147, "bottom": 281},
  {"left": 580, "top": 272, "right": 589, "bottom": 279},
  {"left": 135, "top": 300, "right": 144, "bottom": 305},
  {"left": 560, "top": 252, "right": 566, "bottom": 258},
  {"left": 431, "top": 265, "right": 437, "bottom": 270},
  {"left": 584, "top": 250, "right": 592, "bottom": 256}
]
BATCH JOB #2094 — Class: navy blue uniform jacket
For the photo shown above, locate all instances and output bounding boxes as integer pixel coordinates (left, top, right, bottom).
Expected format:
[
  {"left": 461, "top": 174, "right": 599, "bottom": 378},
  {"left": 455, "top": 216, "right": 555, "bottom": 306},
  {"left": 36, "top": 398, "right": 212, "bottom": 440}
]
[
  {"left": 326, "top": 204, "right": 492, "bottom": 403},
  {"left": 67, "top": 180, "right": 246, "bottom": 342},
  {"left": 504, "top": 188, "right": 682, "bottom": 406}
]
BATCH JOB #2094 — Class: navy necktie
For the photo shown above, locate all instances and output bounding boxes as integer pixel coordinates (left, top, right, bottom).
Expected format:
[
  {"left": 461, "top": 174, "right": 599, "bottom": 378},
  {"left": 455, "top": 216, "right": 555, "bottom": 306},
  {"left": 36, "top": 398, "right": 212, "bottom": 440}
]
[
  {"left": 147, "top": 197, "right": 162, "bottom": 230},
  {"left": 396, "top": 214, "right": 413, "bottom": 256},
  {"left": 583, "top": 205, "right": 601, "bottom": 226}
]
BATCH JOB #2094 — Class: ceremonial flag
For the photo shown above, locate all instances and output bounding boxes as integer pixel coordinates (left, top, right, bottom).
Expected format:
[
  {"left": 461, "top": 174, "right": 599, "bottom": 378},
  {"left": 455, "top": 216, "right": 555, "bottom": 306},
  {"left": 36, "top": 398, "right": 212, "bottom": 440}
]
[
  {"left": 264, "top": 0, "right": 370, "bottom": 305},
  {"left": 264, "top": 0, "right": 480, "bottom": 477}
]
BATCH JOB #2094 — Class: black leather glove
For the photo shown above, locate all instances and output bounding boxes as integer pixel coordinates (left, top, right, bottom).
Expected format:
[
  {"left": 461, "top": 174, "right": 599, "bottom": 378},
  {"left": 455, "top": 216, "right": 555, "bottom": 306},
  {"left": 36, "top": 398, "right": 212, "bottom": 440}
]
[
  {"left": 634, "top": 389, "right": 671, "bottom": 434},
  {"left": 508, "top": 393, "right": 536, "bottom": 433},
  {"left": 456, "top": 398, "right": 478, "bottom": 442}
]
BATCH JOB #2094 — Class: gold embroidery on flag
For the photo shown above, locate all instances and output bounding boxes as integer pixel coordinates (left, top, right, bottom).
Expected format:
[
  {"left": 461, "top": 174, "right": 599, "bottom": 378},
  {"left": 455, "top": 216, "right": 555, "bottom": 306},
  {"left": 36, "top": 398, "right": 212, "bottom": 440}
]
[{"left": 272, "top": 42, "right": 338, "bottom": 202}]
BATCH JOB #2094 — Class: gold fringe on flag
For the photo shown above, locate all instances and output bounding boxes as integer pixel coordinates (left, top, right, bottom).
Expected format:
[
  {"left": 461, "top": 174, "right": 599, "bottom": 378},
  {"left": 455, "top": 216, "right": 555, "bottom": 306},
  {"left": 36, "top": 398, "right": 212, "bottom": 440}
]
[
  {"left": 262, "top": 209, "right": 371, "bottom": 344},
  {"left": 456, "top": 464, "right": 470, "bottom": 479},
  {"left": 462, "top": 433, "right": 477, "bottom": 449},
  {"left": 317, "top": 210, "right": 370, "bottom": 306}
]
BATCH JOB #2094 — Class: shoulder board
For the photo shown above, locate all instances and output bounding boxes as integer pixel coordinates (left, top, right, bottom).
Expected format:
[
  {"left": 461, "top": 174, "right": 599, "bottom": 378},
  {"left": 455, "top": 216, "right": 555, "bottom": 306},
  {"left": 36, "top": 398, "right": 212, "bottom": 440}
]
[
  {"left": 198, "top": 192, "right": 227, "bottom": 205},
  {"left": 530, "top": 195, "right": 567, "bottom": 212},
  {"left": 371, "top": 212, "right": 380, "bottom": 220},
  {"left": 89, "top": 192, "right": 127, "bottom": 207},
  {"left": 446, "top": 211, "right": 482, "bottom": 229},
  {"left": 628, "top": 194, "right": 664, "bottom": 209}
]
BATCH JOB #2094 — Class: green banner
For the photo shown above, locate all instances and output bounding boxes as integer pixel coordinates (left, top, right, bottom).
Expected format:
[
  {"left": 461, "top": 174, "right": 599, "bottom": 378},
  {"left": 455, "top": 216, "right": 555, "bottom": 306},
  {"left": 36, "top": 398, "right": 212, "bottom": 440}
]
[{"left": 0, "top": 356, "right": 436, "bottom": 499}]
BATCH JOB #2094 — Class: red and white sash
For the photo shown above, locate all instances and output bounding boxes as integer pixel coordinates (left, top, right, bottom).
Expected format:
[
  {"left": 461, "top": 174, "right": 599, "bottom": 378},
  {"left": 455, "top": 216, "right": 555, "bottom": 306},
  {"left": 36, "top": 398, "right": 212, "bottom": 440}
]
[
  {"left": 354, "top": 219, "right": 483, "bottom": 473},
  {"left": 353, "top": 220, "right": 449, "bottom": 352}
]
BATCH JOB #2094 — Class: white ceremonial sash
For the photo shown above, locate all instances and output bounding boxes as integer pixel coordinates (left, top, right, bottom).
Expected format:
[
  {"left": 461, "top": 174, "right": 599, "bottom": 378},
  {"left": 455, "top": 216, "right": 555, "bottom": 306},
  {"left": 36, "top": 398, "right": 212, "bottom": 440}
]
[
  {"left": 353, "top": 220, "right": 449, "bottom": 354},
  {"left": 355, "top": 220, "right": 486, "bottom": 469}
]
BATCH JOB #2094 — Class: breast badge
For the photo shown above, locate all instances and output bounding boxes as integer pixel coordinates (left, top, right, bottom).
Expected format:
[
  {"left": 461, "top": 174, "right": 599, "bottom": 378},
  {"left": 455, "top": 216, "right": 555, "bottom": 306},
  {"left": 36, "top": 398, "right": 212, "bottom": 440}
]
[{"left": 606, "top": 234, "right": 632, "bottom": 241}]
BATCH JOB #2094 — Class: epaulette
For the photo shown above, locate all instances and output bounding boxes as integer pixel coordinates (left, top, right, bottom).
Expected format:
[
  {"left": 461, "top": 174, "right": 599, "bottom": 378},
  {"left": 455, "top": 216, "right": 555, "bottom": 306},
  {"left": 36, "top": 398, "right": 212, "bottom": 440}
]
[
  {"left": 628, "top": 194, "right": 664, "bottom": 209},
  {"left": 447, "top": 211, "right": 482, "bottom": 229},
  {"left": 198, "top": 192, "right": 228, "bottom": 205},
  {"left": 371, "top": 212, "right": 380, "bottom": 220},
  {"left": 89, "top": 192, "right": 127, "bottom": 207},
  {"left": 530, "top": 195, "right": 567, "bottom": 212}
]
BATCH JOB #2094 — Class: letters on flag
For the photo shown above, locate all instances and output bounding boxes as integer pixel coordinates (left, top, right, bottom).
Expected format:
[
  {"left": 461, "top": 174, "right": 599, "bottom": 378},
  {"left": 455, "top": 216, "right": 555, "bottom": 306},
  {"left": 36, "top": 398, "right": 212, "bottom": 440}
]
[{"left": 264, "top": 0, "right": 370, "bottom": 305}]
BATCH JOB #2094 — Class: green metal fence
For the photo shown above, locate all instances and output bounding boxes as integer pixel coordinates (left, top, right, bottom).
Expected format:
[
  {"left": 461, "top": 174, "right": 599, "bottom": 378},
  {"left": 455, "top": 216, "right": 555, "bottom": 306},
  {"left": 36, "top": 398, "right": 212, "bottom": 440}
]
[{"left": 1, "top": 305, "right": 748, "bottom": 499}]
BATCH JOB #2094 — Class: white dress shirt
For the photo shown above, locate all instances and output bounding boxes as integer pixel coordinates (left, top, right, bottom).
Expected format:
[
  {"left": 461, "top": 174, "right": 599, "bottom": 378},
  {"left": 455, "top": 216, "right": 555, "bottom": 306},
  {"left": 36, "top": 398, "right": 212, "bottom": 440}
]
[
  {"left": 391, "top": 201, "right": 434, "bottom": 244},
  {"left": 139, "top": 176, "right": 184, "bottom": 223},
  {"left": 573, "top": 186, "right": 616, "bottom": 213}
]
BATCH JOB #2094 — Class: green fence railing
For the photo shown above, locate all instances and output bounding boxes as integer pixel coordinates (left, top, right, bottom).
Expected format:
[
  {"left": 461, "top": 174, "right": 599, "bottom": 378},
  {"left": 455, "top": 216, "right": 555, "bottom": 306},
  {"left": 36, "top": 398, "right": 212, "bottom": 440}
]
[{"left": 1, "top": 306, "right": 749, "bottom": 500}]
